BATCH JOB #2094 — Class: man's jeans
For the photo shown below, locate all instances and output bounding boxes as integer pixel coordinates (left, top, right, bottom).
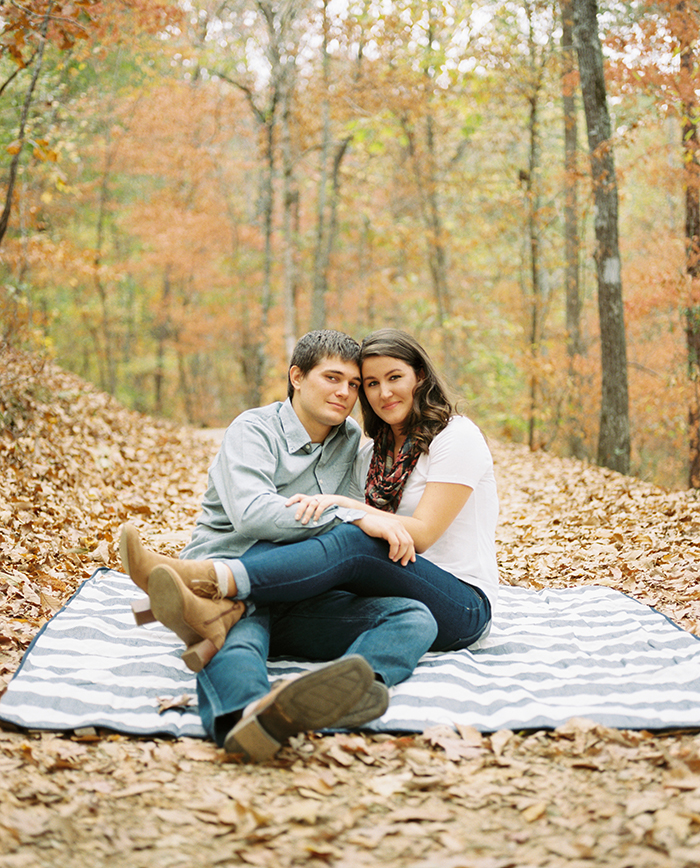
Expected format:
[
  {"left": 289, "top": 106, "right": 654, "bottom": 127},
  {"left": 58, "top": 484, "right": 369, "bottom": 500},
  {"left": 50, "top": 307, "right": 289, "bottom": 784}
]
[
  {"left": 228, "top": 524, "right": 492, "bottom": 653},
  {"left": 196, "top": 590, "right": 438, "bottom": 746}
]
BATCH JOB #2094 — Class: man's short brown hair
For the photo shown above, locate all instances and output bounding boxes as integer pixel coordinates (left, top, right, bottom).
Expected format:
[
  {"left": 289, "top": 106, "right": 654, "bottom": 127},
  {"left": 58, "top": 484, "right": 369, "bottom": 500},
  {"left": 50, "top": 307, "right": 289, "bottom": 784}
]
[{"left": 287, "top": 330, "right": 360, "bottom": 400}]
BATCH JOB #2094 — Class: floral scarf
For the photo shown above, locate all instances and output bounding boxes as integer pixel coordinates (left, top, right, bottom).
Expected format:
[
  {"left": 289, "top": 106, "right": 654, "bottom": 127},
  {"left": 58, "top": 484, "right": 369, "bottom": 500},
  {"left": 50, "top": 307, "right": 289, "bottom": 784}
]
[{"left": 365, "top": 427, "right": 421, "bottom": 513}]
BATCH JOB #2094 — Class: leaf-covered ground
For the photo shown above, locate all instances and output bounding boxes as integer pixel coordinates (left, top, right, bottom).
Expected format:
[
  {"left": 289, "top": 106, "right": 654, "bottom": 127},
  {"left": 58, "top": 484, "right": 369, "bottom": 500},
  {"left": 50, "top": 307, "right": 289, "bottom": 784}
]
[{"left": 2, "top": 346, "right": 700, "bottom": 868}]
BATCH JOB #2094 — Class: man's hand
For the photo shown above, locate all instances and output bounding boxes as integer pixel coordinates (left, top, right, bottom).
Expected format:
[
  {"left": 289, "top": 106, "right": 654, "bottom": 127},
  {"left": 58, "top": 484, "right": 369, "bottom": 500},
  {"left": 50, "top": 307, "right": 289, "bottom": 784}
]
[
  {"left": 354, "top": 513, "right": 416, "bottom": 566},
  {"left": 286, "top": 493, "right": 345, "bottom": 525}
]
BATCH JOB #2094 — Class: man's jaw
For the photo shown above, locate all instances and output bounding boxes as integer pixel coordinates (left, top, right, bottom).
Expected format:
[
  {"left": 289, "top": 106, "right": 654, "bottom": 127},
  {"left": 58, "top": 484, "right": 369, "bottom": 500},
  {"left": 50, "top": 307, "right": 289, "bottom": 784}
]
[{"left": 328, "top": 401, "right": 349, "bottom": 414}]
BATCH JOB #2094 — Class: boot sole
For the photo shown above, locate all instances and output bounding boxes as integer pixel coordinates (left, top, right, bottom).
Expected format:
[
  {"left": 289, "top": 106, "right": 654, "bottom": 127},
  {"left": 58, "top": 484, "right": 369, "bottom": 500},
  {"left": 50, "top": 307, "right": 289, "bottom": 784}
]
[
  {"left": 332, "top": 680, "right": 390, "bottom": 729},
  {"left": 224, "top": 655, "right": 374, "bottom": 761}
]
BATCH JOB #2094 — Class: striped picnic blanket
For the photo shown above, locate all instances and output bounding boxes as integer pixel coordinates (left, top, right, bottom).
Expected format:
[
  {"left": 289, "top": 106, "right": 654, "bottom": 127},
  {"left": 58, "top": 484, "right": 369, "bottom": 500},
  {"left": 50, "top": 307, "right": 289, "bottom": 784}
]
[{"left": 1, "top": 568, "right": 699, "bottom": 738}]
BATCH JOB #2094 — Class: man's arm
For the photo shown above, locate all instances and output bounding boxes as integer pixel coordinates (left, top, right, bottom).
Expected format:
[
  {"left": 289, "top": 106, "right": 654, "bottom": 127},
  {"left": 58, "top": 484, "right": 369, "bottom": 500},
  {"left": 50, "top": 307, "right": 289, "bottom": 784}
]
[{"left": 209, "top": 416, "right": 357, "bottom": 544}]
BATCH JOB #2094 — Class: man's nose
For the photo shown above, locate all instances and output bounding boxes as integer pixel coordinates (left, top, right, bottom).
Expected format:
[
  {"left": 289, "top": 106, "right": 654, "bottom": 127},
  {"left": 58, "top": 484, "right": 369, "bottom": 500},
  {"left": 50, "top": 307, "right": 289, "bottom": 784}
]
[{"left": 336, "top": 380, "right": 349, "bottom": 396}]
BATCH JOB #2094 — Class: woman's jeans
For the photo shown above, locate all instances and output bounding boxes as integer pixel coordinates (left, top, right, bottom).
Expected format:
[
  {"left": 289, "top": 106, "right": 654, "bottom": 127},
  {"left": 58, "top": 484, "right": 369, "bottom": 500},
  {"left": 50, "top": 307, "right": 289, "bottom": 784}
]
[
  {"left": 227, "top": 523, "right": 491, "bottom": 653},
  {"left": 196, "top": 590, "right": 438, "bottom": 746}
]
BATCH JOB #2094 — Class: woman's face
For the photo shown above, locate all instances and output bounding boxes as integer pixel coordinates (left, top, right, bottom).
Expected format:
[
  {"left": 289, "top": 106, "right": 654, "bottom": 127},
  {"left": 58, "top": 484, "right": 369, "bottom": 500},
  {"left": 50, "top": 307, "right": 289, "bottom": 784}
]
[{"left": 361, "top": 355, "right": 421, "bottom": 429}]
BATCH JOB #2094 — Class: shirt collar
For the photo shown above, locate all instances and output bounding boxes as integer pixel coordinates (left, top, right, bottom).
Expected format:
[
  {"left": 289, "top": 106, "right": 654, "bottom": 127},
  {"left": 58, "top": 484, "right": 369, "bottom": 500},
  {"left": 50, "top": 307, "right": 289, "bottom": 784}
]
[{"left": 279, "top": 398, "right": 348, "bottom": 453}]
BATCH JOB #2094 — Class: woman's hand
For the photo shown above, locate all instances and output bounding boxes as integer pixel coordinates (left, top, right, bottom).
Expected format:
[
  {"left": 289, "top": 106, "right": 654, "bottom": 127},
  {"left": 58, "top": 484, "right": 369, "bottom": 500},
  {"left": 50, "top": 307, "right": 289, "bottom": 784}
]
[
  {"left": 286, "top": 493, "right": 348, "bottom": 525},
  {"left": 355, "top": 513, "right": 416, "bottom": 566}
]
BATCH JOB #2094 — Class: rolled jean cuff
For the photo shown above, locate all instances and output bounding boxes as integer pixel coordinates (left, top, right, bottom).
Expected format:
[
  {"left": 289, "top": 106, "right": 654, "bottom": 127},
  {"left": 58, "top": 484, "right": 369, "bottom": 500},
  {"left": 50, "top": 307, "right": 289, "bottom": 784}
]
[{"left": 221, "top": 558, "right": 251, "bottom": 600}]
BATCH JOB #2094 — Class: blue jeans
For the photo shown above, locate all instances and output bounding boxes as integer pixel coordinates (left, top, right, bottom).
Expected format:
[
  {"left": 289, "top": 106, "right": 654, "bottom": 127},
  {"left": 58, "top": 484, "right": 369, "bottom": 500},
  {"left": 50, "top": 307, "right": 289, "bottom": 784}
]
[
  {"left": 196, "top": 590, "right": 438, "bottom": 746},
  {"left": 227, "top": 524, "right": 491, "bottom": 652}
]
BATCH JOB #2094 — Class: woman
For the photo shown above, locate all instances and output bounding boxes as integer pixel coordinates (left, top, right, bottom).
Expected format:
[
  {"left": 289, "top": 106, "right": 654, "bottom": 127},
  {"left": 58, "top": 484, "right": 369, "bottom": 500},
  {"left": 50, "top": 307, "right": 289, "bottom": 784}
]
[{"left": 142, "top": 328, "right": 499, "bottom": 670}]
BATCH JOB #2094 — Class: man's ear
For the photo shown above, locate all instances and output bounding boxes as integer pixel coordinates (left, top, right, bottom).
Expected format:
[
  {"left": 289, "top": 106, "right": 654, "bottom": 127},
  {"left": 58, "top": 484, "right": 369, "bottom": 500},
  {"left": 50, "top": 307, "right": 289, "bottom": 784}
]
[{"left": 289, "top": 365, "right": 304, "bottom": 392}]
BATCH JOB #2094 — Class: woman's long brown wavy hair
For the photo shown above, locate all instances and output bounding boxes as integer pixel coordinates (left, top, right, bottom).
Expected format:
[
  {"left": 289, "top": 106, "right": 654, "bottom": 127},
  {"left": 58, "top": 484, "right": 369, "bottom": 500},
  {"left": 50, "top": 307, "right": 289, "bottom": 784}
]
[{"left": 358, "top": 329, "right": 455, "bottom": 454}]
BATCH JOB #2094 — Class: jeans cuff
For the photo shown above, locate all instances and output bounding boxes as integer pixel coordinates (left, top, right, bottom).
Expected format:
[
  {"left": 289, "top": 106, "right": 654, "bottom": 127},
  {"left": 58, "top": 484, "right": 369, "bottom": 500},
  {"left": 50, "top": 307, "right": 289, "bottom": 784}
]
[{"left": 221, "top": 558, "right": 251, "bottom": 599}]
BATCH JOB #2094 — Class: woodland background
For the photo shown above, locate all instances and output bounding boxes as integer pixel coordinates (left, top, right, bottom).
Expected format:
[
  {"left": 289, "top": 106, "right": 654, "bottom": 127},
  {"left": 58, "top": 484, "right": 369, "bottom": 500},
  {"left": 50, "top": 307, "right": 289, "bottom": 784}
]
[
  {"left": 1, "top": 0, "right": 700, "bottom": 489},
  {"left": 5, "top": 7, "right": 700, "bottom": 862}
]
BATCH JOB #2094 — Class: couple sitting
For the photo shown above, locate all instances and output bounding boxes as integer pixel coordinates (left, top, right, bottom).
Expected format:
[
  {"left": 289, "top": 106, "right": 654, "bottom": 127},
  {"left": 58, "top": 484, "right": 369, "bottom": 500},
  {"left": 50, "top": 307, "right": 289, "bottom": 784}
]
[{"left": 119, "top": 328, "right": 499, "bottom": 761}]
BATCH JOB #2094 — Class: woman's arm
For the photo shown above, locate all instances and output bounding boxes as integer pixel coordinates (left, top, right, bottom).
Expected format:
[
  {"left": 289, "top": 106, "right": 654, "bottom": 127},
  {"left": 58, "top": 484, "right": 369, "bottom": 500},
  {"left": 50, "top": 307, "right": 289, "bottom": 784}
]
[
  {"left": 392, "top": 481, "right": 472, "bottom": 553},
  {"left": 392, "top": 417, "right": 486, "bottom": 552}
]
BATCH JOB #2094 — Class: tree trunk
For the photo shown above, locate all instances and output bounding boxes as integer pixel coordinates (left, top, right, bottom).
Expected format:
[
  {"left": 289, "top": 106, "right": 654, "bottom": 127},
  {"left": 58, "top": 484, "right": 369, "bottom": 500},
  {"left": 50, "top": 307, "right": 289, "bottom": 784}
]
[
  {"left": 561, "top": 0, "right": 585, "bottom": 458},
  {"left": 214, "top": 82, "right": 276, "bottom": 407},
  {"left": 310, "top": 1, "right": 332, "bottom": 331},
  {"left": 521, "top": 0, "right": 555, "bottom": 451},
  {"left": 218, "top": 1, "right": 301, "bottom": 403},
  {"left": 0, "top": 5, "right": 52, "bottom": 247},
  {"left": 280, "top": 65, "right": 299, "bottom": 360},
  {"left": 93, "top": 131, "right": 117, "bottom": 396},
  {"left": 424, "top": 110, "right": 454, "bottom": 379},
  {"left": 310, "top": 0, "right": 350, "bottom": 331},
  {"left": 256, "top": 115, "right": 275, "bottom": 405},
  {"left": 402, "top": 112, "right": 453, "bottom": 377},
  {"left": 677, "top": 0, "right": 700, "bottom": 486},
  {"left": 561, "top": 0, "right": 581, "bottom": 357},
  {"left": 153, "top": 268, "right": 171, "bottom": 416},
  {"left": 573, "top": 0, "right": 630, "bottom": 474},
  {"left": 525, "top": 87, "right": 542, "bottom": 452}
]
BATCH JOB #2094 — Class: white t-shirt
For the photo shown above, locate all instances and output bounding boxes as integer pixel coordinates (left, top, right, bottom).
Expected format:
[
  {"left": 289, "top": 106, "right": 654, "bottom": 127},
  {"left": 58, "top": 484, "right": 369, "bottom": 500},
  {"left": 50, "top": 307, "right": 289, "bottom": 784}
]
[{"left": 350, "top": 416, "right": 499, "bottom": 606}]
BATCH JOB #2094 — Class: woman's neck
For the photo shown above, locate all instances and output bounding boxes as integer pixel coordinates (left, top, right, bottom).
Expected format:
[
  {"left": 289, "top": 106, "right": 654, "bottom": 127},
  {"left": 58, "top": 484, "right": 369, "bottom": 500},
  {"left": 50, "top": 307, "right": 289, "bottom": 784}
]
[{"left": 391, "top": 426, "right": 407, "bottom": 455}]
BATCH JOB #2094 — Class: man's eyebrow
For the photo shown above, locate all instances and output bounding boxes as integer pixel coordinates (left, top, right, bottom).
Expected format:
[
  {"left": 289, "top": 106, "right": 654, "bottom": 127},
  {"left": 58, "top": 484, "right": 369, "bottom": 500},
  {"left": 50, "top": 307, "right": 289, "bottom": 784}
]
[{"left": 323, "top": 367, "right": 361, "bottom": 380}]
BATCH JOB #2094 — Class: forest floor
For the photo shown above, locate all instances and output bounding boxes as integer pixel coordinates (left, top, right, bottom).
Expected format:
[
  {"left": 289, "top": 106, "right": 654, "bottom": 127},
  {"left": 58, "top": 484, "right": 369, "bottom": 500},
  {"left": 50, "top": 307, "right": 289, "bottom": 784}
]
[{"left": 3, "top": 346, "right": 700, "bottom": 868}]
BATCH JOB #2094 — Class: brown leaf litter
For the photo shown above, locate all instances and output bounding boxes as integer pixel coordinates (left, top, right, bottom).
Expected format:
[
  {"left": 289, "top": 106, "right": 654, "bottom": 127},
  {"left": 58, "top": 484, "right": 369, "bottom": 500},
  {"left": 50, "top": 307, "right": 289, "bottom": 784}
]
[{"left": 2, "top": 345, "right": 700, "bottom": 868}]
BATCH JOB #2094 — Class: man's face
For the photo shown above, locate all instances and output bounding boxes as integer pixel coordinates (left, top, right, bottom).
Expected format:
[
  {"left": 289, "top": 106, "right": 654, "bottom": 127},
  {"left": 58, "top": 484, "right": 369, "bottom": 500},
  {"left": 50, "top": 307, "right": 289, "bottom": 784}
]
[{"left": 289, "top": 355, "right": 361, "bottom": 441}]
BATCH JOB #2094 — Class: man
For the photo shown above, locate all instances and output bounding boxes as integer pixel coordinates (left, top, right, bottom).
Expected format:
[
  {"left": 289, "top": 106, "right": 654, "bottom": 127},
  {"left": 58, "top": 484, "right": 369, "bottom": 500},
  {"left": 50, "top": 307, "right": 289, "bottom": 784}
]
[{"left": 121, "top": 330, "right": 437, "bottom": 761}]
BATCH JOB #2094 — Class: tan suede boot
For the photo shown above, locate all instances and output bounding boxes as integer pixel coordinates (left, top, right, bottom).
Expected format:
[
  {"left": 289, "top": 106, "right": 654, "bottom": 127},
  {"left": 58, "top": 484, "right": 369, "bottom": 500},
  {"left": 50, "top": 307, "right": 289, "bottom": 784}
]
[
  {"left": 119, "top": 523, "right": 232, "bottom": 595},
  {"left": 147, "top": 564, "right": 245, "bottom": 672},
  {"left": 119, "top": 523, "right": 237, "bottom": 624}
]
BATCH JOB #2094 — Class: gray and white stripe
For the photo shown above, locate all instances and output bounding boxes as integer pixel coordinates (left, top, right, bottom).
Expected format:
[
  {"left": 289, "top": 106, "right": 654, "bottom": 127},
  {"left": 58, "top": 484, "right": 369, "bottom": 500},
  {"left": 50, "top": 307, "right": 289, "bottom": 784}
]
[{"left": 1, "top": 570, "right": 699, "bottom": 738}]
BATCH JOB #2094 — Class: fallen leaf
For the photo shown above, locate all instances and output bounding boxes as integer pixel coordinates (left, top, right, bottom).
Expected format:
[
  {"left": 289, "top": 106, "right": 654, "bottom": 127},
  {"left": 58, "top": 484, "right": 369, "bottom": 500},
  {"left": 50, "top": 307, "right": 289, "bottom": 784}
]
[
  {"left": 157, "top": 693, "right": 196, "bottom": 714},
  {"left": 367, "top": 772, "right": 413, "bottom": 797},
  {"left": 490, "top": 730, "right": 513, "bottom": 757},
  {"left": 522, "top": 802, "right": 548, "bottom": 822}
]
